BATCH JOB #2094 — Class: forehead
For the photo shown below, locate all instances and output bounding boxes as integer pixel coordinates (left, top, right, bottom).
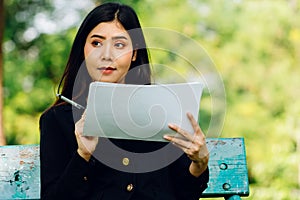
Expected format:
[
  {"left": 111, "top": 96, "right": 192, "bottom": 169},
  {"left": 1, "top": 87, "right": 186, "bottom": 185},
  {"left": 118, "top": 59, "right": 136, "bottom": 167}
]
[{"left": 88, "top": 21, "right": 129, "bottom": 38}]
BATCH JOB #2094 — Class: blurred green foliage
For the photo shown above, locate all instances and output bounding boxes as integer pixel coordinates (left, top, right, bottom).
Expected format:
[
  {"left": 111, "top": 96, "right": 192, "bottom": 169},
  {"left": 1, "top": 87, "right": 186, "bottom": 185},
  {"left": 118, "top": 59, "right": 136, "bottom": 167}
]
[{"left": 3, "top": 0, "right": 300, "bottom": 199}]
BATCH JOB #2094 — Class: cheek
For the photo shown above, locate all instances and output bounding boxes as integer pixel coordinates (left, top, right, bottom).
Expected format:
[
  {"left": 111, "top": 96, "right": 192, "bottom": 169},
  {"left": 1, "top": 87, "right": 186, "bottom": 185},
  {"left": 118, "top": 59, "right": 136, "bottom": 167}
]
[
  {"left": 117, "top": 52, "right": 133, "bottom": 70},
  {"left": 84, "top": 43, "right": 93, "bottom": 59}
]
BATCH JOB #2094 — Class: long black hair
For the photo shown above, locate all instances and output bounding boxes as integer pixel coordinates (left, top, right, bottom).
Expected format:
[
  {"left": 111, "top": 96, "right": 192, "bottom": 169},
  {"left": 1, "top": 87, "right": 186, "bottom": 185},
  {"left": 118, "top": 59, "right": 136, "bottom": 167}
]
[{"left": 54, "top": 2, "right": 151, "bottom": 107}]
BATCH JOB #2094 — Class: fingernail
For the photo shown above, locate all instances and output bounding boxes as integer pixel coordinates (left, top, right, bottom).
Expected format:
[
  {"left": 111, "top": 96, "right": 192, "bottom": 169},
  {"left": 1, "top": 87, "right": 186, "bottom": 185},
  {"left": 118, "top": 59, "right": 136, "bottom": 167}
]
[
  {"left": 168, "top": 123, "right": 174, "bottom": 128},
  {"left": 164, "top": 135, "right": 169, "bottom": 139}
]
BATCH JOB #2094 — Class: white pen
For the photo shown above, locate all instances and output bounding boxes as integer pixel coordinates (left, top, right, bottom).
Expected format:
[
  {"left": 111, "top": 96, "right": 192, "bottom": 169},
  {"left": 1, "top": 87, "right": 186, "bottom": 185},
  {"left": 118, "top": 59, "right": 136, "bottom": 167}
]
[{"left": 56, "top": 94, "right": 85, "bottom": 110}]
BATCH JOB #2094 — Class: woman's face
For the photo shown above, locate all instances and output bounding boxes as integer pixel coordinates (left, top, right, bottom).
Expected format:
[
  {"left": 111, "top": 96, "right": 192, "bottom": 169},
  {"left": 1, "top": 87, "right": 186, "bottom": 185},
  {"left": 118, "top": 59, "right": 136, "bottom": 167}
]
[{"left": 84, "top": 20, "right": 136, "bottom": 83}]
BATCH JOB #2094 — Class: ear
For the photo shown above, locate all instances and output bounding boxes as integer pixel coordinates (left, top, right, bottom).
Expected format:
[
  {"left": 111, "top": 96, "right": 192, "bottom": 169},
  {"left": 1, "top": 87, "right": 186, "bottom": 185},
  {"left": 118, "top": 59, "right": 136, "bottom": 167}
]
[{"left": 132, "top": 50, "right": 137, "bottom": 61}]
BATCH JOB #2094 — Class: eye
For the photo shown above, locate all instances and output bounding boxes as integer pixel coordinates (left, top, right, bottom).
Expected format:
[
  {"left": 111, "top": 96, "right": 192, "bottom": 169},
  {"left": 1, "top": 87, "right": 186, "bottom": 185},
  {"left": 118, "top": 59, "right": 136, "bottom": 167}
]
[
  {"left": 114, "top": 42, "right": 126, "bottom": 49},
  {"left": 92, "top": 41, "right": 102, "bottom": 47}
]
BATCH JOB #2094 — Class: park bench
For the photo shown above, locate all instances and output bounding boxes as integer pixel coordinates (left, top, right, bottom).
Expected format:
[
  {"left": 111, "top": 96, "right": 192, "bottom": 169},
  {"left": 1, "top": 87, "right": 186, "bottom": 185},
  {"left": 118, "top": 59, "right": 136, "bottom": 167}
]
[{"left": 0, "top": 138, "right": 249, "bottom": 200}]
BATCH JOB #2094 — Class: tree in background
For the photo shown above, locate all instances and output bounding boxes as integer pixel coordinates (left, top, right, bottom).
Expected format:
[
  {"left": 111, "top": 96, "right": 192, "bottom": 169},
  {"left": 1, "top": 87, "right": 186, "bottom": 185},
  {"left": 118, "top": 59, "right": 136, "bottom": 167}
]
[
  {"left": 3, "top": 0, "right": 93, "bottom": 144},
  {"left": 0, "top": 0, "right": 5, "bottom": 145}
]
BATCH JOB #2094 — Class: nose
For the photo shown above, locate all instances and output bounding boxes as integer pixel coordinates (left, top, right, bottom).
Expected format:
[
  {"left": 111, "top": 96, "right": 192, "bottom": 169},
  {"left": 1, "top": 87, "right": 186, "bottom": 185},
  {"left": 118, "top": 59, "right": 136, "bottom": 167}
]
[{"left": 101, "top": 41, "right": 113, "bottom": 61}]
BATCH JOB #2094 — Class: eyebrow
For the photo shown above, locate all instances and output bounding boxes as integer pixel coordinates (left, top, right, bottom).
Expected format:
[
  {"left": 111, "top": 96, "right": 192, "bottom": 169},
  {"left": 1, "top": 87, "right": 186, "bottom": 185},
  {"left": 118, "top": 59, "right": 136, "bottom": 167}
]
[{"left": 90, "top": 34, "right": 128, "bottom": 40}]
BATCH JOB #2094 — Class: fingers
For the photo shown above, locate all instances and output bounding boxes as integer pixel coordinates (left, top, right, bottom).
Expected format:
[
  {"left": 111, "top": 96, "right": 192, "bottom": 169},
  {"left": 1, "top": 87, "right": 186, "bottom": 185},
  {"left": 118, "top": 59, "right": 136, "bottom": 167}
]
[
  {"left": 187, "top": 112, "right": 203, "bottom": 136},
  {"left": 168, "top": 123, "right": 194, "bottom": 142},
  {"left": 81, "top": 110, "right": 86, "bottom": 119},
  {"left": 75, "top": 110, "right": 86, "bottom": 134},
  {"left": 164, "top": 134, "right": 190, "bottom": 148},
  {"left": 164, "top": 134, "right": 200, "bottom": 152},
  {"left": 73, "top": 110, "right": 99, "bottom": 161},
  {"left": 168, "top": 112, "right": 205, "bottom": 141},
  {"left": 164, "top": 112, "right": 208, "bottom": 162}
]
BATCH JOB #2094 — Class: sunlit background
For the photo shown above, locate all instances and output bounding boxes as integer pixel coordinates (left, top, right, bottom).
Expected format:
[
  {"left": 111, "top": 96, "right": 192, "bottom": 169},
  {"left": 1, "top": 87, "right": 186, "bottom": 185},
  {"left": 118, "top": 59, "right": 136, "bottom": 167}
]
[{"left": 1, "top": 0, "right": 300, "bottom": 199}]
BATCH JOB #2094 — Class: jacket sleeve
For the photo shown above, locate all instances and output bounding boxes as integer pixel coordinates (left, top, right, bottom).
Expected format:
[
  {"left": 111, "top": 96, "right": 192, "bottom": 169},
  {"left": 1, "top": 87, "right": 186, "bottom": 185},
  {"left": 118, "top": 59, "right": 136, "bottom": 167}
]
[
  {"left": 39, "top": 107, "right": 93, "bottom": 200},
  {"left": 170, "top": 154, "right": 209, "bottom": 200}
]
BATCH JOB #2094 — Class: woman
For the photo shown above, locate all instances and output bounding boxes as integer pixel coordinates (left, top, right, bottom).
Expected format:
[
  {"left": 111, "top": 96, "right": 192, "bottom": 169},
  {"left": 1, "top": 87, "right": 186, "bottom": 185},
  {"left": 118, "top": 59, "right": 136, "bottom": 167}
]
[{"left": 40, "top": 2, "right": 209, "bottom": 200}]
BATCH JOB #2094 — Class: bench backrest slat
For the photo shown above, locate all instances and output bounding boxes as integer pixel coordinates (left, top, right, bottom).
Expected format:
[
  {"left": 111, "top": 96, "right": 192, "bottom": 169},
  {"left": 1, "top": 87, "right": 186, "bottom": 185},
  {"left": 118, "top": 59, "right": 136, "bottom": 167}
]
[
  {"left": 0, "top": 138, "right": 249, "bottom": 199},
  {"left": 202, "top": 138, "right": 249, "bottom": 198},
  {"left": 0, "top": 145, "right": 40, "bottom": 199}
]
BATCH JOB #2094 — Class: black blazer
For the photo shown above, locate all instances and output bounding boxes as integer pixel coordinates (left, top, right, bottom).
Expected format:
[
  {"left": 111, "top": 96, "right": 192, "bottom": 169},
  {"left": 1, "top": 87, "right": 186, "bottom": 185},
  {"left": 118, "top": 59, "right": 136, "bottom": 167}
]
[{"left": 40, "top": 104, "right": 209, "bottom": 200}]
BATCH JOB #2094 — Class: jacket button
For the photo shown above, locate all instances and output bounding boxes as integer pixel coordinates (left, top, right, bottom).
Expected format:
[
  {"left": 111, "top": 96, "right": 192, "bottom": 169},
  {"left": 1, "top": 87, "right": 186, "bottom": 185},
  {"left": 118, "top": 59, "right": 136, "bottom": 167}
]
[
  {"left": 122, "top": 157, "right": 130, "bottom": 166},
  {"left": 126, "top": 183, "right": 134, "bottom": 192}
]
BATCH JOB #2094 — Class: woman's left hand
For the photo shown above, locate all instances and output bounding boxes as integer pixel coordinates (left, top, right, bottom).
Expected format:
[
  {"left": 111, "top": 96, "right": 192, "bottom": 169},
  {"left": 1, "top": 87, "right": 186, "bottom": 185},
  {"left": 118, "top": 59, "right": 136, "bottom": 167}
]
[{"left": 164, "top": 112, "right": 209, "bottom": 177}]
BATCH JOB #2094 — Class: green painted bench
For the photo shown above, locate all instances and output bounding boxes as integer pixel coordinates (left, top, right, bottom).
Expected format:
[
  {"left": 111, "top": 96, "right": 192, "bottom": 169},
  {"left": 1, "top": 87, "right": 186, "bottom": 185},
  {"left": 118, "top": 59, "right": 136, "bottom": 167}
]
[{"left": 0, "top": 138, "right": 249, "bottom": 200}]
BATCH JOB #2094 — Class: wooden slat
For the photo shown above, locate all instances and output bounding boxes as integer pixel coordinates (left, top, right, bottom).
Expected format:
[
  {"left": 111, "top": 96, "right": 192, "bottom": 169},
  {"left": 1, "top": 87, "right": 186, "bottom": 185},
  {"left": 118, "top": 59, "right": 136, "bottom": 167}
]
[
  {"left": 0, "top": 138, "right": 249, "bottom": 199},
  {"left": 202, "top": 138, "right": 249, "bottom": 198},
  {"left": 0, "top": 145, "right": 40, "bottom": 199}
]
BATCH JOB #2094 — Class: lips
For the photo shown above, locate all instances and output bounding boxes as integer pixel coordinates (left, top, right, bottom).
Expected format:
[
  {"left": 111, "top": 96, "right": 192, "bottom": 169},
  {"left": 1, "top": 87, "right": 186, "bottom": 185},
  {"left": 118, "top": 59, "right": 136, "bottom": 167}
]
[
  {"left": 98, "top": 66, "right": 116, "bottom": 75},
  {"left": 98, "top": 66, "right": 116, "bottom": 71}
]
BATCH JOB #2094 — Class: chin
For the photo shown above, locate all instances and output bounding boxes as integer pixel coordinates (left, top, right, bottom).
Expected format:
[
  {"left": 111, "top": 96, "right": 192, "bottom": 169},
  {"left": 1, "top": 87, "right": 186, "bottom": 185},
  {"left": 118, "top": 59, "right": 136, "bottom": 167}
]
[{"left": 98, "top": 78, "right": 116, "bottom": 83}]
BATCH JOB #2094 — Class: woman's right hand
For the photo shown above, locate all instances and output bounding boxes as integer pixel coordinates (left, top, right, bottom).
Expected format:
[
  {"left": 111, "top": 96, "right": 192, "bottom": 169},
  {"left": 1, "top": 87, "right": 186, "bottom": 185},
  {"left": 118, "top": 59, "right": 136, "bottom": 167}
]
[{"left": 75, "top": 111, "right": 98, "bottom": 161}]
